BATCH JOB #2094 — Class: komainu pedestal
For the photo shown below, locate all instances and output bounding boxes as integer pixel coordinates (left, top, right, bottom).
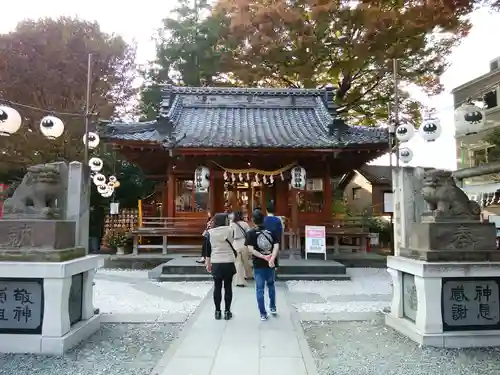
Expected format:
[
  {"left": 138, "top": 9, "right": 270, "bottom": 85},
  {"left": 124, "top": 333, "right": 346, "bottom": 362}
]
[
  {"left": 0, "top": 162, "right": 102, "bottom": 355},
  {"left": 386, "top": 168, "right": 500, "bottom": 348},
  {"left": 401, "top": 219, "right": 499, "bottom": 262},
  {"left": 0, "top": 220, "right": 85, "bottom": 262}
]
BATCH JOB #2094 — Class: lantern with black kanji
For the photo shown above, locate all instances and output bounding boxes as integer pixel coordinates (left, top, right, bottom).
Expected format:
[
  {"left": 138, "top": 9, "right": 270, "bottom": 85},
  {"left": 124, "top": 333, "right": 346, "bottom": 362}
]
[
  {"left": 419, "top": 118, "right": 442, "bottom": 142},
  {"left": 291, "top": 166, "right": 306, "bottom": 189},
  {"left": 0, "top": 105, "right": 22, "bottom": 136},
  {"left": 194, "top": 166, "right": 210, "bottom": 189},
  {"left": 454, "top": 101, "right": 485, "bottom": 137}
]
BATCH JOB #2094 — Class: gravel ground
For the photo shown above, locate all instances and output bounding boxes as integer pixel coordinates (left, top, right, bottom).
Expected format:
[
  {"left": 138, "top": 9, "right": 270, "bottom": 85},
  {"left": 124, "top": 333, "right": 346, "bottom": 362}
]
[
  {"left": 303, "top": 320, "right": 500, "bottom": 375},
  {"left": 0, "top": 323, "right": 181, "bottom": 375},
  {"left": 95, "top": 269, "right": 212, "bottom": 316},
  {"left": 286, "top": 268, "right": 392, "bottom": 313}
]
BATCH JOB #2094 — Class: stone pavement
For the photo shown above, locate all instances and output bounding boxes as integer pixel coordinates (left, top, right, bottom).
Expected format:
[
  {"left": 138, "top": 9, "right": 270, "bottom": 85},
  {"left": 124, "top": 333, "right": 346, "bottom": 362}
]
[{"left": 154, "top": 283, "right": 317, "bottom": 375}]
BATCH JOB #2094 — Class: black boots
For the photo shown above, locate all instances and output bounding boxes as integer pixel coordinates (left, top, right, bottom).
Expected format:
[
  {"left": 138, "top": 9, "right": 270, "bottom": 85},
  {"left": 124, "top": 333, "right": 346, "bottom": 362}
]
[{"left": 215, "top": 310, "right": 232, "bottom": 320}]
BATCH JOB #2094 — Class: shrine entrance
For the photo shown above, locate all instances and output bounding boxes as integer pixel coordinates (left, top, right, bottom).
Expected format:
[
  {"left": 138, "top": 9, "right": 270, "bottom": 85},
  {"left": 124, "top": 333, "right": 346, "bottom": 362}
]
[{"left": 224, "top": 181, "right": 277, "bottom": 219}]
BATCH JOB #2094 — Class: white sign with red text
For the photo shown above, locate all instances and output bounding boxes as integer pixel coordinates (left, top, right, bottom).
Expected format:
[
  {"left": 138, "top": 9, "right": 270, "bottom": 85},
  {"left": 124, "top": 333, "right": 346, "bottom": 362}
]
[{"left": 305, "top": 225, "right": 327, "bottom": 260}]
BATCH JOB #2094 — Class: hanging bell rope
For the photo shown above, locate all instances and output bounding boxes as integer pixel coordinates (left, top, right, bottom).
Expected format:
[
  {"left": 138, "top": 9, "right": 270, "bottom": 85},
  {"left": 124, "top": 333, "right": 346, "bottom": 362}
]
[{"left": 211, "top": 161, "right": 297, "bottom": 176}]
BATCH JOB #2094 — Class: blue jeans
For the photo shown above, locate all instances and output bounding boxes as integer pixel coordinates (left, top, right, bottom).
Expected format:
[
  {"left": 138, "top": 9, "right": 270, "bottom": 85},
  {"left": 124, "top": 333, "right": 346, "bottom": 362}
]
[{"left": 254, "top": 267, "right": 276, "bottom": 316}]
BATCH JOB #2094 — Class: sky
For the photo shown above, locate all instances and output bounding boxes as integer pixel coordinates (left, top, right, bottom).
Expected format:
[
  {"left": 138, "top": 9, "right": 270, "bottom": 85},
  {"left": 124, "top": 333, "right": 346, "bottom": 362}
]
[{"left": 2, "top": 3, "right": 500, "bottom": 171}]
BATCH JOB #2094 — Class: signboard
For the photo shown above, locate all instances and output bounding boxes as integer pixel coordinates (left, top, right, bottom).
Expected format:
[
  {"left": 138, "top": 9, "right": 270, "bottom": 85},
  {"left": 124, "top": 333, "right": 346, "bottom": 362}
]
[
  {"left": 442, "top": 278, "right": 500, "bottom": 331},
  {"left": 110, "top": 202, "right": 120, "bottom": 215},
  {"left": 383, "top": 192, "right": 393, "bottom": 213},
  {"left": 0, "top": 278, "right": 44, "bottom": 334},
  {"left": 369, "top": 233, "right": 379, "bottom": 246},
  {"left": 402, "top": 273, "right": 417, "bottom": 322},
  {"left": 305, "top": 225, "right": 326, "bottom": 260},
  {"left": 68, "top": 273, "right": 83, "bottom": 326}
]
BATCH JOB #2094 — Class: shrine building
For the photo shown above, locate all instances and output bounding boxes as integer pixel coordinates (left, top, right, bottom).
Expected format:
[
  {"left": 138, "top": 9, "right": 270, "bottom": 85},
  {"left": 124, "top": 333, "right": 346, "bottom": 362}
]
[{"left": 100, "top": 86, "right": 388, "bottom": 250}]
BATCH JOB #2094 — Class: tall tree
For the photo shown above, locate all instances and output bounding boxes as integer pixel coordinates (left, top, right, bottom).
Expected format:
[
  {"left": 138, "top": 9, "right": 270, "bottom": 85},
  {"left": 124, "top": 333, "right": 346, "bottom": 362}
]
[
  {"left": 213, "top": 0, "right": 478, "bottom": 126},
  {"left": 139, "top": 0, "right": 231, "bottom": 119},
  {"left": 0, "top": 17, "right": 136, "bottom": 171}
]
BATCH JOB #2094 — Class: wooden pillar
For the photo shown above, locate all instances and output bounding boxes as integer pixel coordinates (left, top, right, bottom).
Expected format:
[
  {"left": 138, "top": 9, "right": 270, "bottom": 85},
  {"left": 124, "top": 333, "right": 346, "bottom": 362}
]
[
  {"left": 260, "top": 184, "right": 266, "bottom": 214},
  {"left": 230, "top": 184, "right": 238, "bottom": 210},
  {"left": 161, "top": 180, "right": 168, "bottom": 217},
  {"left": 167, "top": 170, "right": 175, "bottom": 218},
  {"left": 208, "top": 168, "right": 215, "bottom": 215},
  {"left": 275, "top": 180, "right": 288, "bottom": 216},
  {"left": 291, "top": 188, "right": 299, "bottom": 249},
  {"left": 324, "top": 165, "right": 332, "bottom": 222}
]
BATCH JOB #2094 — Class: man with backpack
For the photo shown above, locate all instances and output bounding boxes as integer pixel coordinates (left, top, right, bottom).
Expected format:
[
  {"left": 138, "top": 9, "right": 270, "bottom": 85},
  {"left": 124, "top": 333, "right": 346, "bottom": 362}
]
[
  {"left": 245, "top": 209, "right": 280, "bottom": 321},
  {"left": 263, "top": 203, "right": 283, "bottom": 273}
]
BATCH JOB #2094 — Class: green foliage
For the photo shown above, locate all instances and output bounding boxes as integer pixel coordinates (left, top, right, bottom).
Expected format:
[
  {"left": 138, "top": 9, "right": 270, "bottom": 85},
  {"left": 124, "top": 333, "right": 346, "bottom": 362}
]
[
  {"left": 0, "top": 17, "right": 136, "bottom": 172},
  {"left": 362, "top": 216, "right": 392, "bottom": 244},
  {"left": 88, "top": 149, "right": 155, "bottom": 238},
  {"left": 212, "top": 0, "right": 480, "bottom": 126},
  {"left": 139, "top": 0, "right": 231, "bottom": 120},
  {"left": 103, "top": 227, "right": 128, "bottom": 249}
]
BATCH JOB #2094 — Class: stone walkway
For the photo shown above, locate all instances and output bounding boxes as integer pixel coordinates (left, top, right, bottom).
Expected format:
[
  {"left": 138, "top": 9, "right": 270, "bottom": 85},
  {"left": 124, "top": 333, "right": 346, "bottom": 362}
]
[{"left": 155, "top": 283, "right": 316, "bottom": 375}]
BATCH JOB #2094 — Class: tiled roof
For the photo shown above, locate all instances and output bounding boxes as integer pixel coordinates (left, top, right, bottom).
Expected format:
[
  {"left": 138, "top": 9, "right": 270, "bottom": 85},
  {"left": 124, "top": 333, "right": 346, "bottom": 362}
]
[
  {"left": 358, "top": 165, "right": 393, "bottom": 185},
  {"left": 102, "top": 86, "right": 388, "bottom": 149}
]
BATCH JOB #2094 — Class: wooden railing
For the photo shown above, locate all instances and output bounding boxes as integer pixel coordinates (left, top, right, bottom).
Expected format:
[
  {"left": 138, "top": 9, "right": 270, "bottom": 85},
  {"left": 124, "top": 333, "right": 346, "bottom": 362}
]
[
  {"left": 286, "top": 217, "right": 369, "bottom": 254},
  {"left": 129, "top": 216, "right": 370, "bottom": 256}
]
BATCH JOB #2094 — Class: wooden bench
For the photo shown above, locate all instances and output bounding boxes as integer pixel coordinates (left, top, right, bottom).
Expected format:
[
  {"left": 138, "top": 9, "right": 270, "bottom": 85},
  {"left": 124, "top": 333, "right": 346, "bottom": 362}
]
[
  {"left": 292, "top": 217, "right": 369, "bottom": 254},
  {"left": 131, "top": 217, "right": 206, "bottom": 255}
]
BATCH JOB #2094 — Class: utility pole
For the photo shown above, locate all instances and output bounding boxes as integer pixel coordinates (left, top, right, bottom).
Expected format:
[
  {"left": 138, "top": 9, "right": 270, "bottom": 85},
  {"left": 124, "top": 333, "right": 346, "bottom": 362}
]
[
  {"left": 389, "top": 58, "right": 400, "bottom": 255},
  {"left": 84, "top": 53, "right": 93, "bottom": 165},
  {"left": 393, "top": 58, "right": 400, "bottom": 167}
]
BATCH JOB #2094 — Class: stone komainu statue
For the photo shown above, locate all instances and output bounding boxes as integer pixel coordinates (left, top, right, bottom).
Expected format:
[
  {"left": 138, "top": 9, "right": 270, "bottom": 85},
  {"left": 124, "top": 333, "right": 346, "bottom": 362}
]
[
  {"left": 420, "top": 169, "right": 481, "bottom": 220},
  {"left": 2, "top": 164, "right": 63, "bottom": 219}
]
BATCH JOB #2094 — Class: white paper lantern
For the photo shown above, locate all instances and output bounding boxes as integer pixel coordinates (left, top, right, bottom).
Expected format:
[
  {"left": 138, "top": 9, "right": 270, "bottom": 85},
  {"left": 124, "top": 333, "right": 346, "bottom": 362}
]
[
  {"left": 40, "top": 115, "right": 64, "bottom": 139},
  {"left": 101, "top": 187, "right": 114, "bottom": 198},
  {"left": 0, "top": 105, "right": 22, "bottom": 136},
  {"left": 419, "top": 118, "right": 441, "bottom": 142},
  {"left": 93, "top": 173, "right": 106, "bottom": 186},
  {"left": 395, "top": 124, "right": 415, "bottom": 142},
  {"left": 89, "top": 157, "right": 104, "bottom": 172},
  {"left": 291, "top": 165, "right": 306, "bottom": 189},
  {"left": 97, "top": 184, "right": 108, "bottom": 194},
  {"left": 454, "top": 102, "right": 485, "bottom": 137},
  {"left": 398, "top": 147, "right": 413, "bottom": 163},
  {"left": 194, "top": 166, "right": 210, "bottom": 189},
  {"left": 109, "top": 175, "right": 117, "bottom": 183},
  {"left": 83, "top": 132, "right": 100, "bottom": 149}
]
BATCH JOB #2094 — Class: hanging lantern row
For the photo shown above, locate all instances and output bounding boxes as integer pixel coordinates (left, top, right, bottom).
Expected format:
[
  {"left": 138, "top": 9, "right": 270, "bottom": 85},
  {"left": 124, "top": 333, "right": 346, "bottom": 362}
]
[
  {"left": 395, "top": 118, "right": 442, "bottom": 144},
  {"left": 1, "top": 103, "right": 117, "bottom": 199},
  {"left": 454, "top": 100, "right": 485, "bottom": 137},
  {"left": 88, "top": 156, "right": 120, "bottom": 199},
  {"left": 0, "top": 105, "right": 105, "bottom": 149},
  {"left": 0, "top": 105, "right": 65, "bottom": 139},
  {"left": 395, "top": 117, "right": 442, "bottom": 164}
]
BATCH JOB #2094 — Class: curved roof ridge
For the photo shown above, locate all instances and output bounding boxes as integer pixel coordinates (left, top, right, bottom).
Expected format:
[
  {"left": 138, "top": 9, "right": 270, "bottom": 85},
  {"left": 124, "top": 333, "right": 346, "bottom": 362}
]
[{"left": 161, "top": 85, "right": 327, "bottom": 97}]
